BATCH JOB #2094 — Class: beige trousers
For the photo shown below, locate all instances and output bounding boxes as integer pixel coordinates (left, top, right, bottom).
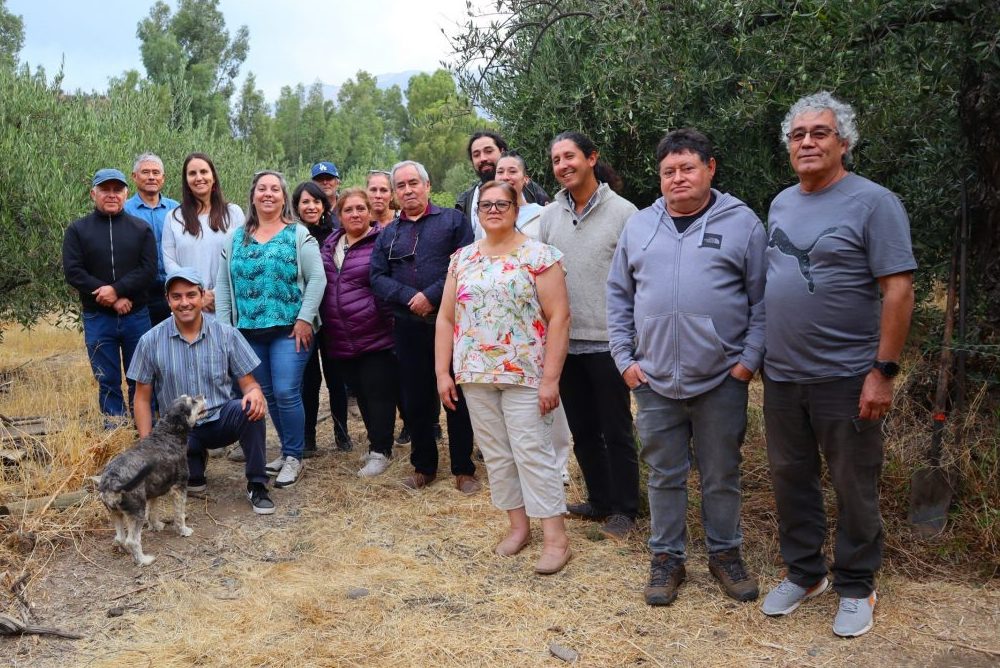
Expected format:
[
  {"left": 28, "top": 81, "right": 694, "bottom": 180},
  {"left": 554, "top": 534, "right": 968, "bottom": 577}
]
[{"left": 462, "top": 383, "right": 566, "bottom": 518}]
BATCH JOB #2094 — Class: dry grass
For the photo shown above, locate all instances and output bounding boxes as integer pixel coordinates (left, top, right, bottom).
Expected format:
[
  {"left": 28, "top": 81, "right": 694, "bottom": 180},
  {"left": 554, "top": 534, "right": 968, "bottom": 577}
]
[{"left": 1, "top": 321, "right": 998, "bottom": 667}]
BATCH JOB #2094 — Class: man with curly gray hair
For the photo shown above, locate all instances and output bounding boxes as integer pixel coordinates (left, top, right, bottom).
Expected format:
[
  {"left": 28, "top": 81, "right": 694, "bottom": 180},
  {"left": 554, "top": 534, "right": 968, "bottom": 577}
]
[{"left": 759, "top": 92, "right": 916, "bottom": 638}]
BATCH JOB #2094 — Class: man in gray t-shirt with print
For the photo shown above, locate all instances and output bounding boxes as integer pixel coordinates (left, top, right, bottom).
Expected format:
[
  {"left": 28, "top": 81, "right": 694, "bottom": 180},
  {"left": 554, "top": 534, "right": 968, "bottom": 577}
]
[{"left": 759, "top": 92, "right": 916, "bottom": 639}]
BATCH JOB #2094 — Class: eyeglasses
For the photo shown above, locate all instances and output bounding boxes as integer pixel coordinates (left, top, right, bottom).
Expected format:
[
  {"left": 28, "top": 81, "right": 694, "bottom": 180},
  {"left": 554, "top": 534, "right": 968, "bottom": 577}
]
[
  {"left": 787, "top": 126, "right": 839, "bottom": 143},
  {"left": 477, "top": 200, "right": 514, "bottom": 213},
  {"left": 368, "top": 170, "right": 392, "bottom": 177},
  {"left": 388, "top": 227, "right": 419, "bottom": 261}
]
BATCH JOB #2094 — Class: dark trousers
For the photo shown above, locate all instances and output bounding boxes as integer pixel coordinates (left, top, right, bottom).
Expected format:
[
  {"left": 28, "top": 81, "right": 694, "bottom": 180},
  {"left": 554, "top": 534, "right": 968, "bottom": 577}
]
[
  {"left": 302, "top": 342, "right": 349, "bottom": 446},
  {"left": 560, "top": 351, "right": 639, "bottom": 518},
  {"left": 334, "top": 349, "right": 399, "bottom": 457},
  {"left": 187, "top": 399, "right": 268, "bottom": 486},
  {"left": 763, "top": 373, "right": 884, "bottom": 598},
  {"left": 148, "top": 293, "right": 172, "bottom": 326},
  {"left": 394, "top": 317, "right": 475, "bottom": 477}
]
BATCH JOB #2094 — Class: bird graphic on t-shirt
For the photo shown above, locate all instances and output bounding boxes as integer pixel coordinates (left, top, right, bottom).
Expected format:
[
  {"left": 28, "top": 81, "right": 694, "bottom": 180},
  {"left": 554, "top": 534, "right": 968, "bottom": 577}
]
[{"left": 768, "top": 226, "right": 838, "bottom": 294}]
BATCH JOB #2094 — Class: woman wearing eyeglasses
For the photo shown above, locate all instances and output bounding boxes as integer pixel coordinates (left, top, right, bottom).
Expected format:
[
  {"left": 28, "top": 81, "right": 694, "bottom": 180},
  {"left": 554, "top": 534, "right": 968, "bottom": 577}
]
[
  {"left": 216, "top": 171, "right": 327, "bottom": 489},
  {"left": 318, "top": 188, "right": 398, "bottom": 477},
  {"left": 435, "top": 180, "right": 573, "bottom": 575}
]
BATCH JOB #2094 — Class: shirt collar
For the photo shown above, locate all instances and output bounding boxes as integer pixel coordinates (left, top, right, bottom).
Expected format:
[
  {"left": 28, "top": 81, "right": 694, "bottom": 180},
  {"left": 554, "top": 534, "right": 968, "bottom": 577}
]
[
  {"left": 166, "top": 313, "right": 209, "bottom": 343},
  {"left": 400, "top": 202, "right": 436, "bottom": 222},
  {"left": 130, "top": 193, "right": 169, "bottom": 210},
  {"left": 564, "top": 185, "right": 601, "bottom": 217}
]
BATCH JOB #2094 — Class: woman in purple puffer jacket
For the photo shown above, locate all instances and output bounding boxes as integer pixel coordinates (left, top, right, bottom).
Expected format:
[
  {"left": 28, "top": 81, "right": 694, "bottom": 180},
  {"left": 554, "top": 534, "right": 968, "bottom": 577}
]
[{"left": 320, "top": 188, "right": 399, "bottom": 477}]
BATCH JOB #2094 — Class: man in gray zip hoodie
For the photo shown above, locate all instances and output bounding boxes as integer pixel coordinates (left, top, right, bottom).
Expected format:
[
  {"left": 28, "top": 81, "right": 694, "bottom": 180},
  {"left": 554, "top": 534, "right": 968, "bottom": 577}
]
[{"left": 607, "top": 129, "right": 766, "bottom": 606}]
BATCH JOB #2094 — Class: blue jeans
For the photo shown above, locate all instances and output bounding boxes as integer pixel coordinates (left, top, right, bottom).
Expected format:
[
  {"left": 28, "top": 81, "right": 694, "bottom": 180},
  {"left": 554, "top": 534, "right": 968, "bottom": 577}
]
[
  {"left": 82, "top": 307, "right": 151, "bottom": 419},
  {"left": 248, "top": 331, "right": 312, "bottom": 460},
  {"left": 635, "top": 375, "right": 748, "bottom": 559}
]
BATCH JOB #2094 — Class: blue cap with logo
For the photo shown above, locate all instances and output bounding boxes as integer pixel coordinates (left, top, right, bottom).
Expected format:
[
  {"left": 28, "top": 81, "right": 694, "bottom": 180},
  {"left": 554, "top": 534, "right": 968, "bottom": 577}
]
[
  {"left": 311, "top": 161, "right": 340, "bottom": 179},
  {"left": 164, "top": 267, "right": 205, "bottom": 291},
  {"left": 92, "top": 168, "right": 128, "bottom": 187}
]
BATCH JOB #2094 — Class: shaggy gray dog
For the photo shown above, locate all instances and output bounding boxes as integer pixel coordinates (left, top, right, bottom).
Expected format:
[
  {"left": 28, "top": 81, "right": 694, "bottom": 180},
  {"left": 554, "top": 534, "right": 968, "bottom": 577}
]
[{"left": 99, "top": 394, "right": 207, "bottom": 566}]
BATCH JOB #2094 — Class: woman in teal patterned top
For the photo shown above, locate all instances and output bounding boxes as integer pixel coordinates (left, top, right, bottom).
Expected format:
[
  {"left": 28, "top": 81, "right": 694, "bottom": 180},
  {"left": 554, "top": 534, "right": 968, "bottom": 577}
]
[{"left": 216, "top": 171, "right": 327, "bottom": 489}]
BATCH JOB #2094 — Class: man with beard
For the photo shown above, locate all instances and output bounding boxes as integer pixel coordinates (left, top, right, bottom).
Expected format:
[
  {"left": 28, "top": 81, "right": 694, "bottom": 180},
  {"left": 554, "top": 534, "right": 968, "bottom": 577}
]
[
  {"left": 311, "top": 161, "right": 342, "bottom": 228},
  {"left": 456, "top": 131, "right": 549, "bottom": 239}
]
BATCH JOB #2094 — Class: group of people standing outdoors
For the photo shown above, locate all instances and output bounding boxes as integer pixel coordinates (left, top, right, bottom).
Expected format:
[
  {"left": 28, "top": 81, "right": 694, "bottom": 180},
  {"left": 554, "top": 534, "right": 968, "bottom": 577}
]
[{"left": 63, "top": 90, "right": 914, "bottom": 638}]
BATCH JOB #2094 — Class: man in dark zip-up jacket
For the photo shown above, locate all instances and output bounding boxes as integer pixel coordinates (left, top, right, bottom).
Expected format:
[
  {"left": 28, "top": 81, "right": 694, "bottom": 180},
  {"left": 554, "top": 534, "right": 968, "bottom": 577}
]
[{"left": 62, "top": 168, "right": 157, "bottom": 424}]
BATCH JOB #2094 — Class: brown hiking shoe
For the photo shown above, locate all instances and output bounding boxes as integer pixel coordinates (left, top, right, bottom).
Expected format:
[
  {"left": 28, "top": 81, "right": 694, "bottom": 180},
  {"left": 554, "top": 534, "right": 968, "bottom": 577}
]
[
  {"left": 708, "top": 548, "right": 759, "bottom": 602},
  {"left": 645, "top": 553, "right": 685, "bottom": 606},
  {"left": 599, "top": 513, "right": 636, "bottom": 540},
  {"left": 455, "top": 474, "right": 481, "bottom": 495},
  {"left": 402, "top": 472, "right": 436, "bottom": 490},
  {"left": 565, "top": 502, "right": 609, "bottom": 521}
]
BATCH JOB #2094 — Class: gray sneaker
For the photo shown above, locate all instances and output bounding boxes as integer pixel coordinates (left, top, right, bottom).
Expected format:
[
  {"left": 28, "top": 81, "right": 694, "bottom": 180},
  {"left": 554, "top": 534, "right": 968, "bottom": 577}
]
[
  {"left": 358, "top": 452, "right": 390, "bottom": 478},
  {"left": 761, "top": 576, "right": 829, "bottom": 616},
  {"left": 274, "top": 456, "right": 303, "bottom": 488},
  {"left": 833, "top": 592, "right": 877, "bottom": 637},
  {"left": 265, "top": 455, "right": 285, "bottom": 476}
]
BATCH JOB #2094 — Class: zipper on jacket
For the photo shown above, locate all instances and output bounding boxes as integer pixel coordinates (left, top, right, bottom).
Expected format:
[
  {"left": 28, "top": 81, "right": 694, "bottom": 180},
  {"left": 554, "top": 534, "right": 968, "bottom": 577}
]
[
  {"left": 108, "top": 215, "right": 117, "bottom": 282},
  {"left": 672, "top": 234, "right": 683, "bottom": 397}
]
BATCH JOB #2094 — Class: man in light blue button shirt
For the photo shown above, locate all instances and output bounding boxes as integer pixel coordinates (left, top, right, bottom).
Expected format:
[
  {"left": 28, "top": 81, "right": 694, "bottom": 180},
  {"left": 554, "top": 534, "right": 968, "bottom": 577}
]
[
  {"left": 125, "top": 153, "right": 179, "bottom": 325},
  {"left": 128, "top": 268, "right": 275, "bottom": 515}
]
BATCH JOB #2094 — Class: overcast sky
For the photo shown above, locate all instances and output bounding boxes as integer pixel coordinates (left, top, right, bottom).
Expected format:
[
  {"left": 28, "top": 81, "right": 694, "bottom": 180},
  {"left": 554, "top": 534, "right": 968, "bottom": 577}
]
[{"left": 9, "top": 0, "right": 472, "bottom": 100}]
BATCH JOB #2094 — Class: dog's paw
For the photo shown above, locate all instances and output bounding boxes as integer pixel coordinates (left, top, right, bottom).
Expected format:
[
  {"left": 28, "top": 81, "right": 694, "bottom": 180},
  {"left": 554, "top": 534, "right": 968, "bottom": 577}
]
[
  {"left": 149, "top": 521, "right": 166, "bottom": 532},
  {"left": 178, "top": 526, "right": 194, "bottom": 538},
  {"left": 137, "top": 554, "right": 156, "bottom": 566}
]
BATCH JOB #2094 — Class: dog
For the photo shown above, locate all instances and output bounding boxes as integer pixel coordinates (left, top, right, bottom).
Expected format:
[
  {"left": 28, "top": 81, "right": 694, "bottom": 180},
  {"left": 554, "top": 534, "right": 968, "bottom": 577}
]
[{"left": 99, "top": 394, "right": 207, "bottom": 566}]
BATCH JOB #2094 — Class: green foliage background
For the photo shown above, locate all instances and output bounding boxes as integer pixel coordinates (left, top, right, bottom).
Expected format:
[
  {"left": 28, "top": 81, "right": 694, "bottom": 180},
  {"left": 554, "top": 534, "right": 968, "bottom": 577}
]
[{"left": 0, "top": 0, "right": 486, "bottom": 331}]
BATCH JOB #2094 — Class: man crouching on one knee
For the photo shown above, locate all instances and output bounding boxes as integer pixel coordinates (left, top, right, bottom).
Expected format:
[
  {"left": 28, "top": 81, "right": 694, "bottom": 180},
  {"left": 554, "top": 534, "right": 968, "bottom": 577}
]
[
  {"left": 127, "top": 268, "right": 275, "bottom": 515},
  {"left": 607, "top": 128, "right": 766, "bottom": 606}
]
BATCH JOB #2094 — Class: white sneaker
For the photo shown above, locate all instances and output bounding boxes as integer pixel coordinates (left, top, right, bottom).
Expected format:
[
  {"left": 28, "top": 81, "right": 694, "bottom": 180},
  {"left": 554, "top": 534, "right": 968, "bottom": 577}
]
[
  {"left": 274, "top": 456, "right": 303, "bottom": 488},
  {"left": 357, "top": 452, "right": 390, "bottom": 478},
  {"left": 265, "top": 455, "right": 285, "bottom": 476}
]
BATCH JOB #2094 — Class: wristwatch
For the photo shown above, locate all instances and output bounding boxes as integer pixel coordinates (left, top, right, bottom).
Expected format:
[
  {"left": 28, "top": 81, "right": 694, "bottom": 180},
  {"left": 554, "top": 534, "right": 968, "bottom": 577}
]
[{"left": 872, "top": 360, "right": 900, "bottom": 378}]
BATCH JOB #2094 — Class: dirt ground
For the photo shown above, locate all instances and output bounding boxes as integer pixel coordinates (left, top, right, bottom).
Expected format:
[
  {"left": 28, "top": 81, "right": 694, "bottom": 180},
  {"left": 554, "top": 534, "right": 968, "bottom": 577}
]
[{"left": 2, "top": 339, "right": 999, "bottom": 667}]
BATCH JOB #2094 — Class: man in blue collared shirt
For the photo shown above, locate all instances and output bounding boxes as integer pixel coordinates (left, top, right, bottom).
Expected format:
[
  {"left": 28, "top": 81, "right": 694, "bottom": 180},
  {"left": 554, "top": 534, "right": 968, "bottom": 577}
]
[
  {"left": 124, "top": 153, "right": 179, "bottom": 325},
  {"left": 370, "top": 160, "right": 479, "bottom": 494},
  {"left": 127, "top": 268, "right": 274, "bottom": 515}
]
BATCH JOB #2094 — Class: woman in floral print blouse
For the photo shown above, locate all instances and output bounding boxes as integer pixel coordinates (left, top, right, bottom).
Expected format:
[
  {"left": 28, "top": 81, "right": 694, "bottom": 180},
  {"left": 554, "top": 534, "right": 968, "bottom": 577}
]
[{"left": 435, "top": 181, "right": 573, "bottom": 575}]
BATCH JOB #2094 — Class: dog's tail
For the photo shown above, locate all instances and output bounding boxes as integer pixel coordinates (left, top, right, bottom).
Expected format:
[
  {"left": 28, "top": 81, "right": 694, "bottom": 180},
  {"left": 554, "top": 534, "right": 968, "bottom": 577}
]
[{"left": 116, "top": 464, "right": 155, "bottom": 492}]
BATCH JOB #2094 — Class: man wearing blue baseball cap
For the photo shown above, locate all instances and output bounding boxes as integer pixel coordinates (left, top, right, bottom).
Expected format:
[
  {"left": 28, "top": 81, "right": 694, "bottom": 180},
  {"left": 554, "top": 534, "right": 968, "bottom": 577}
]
[
  {"left": 127, "top": 267, "right": 274, "bottom": 515},
  {"left": 62, "top": 168, "right": 158, "bottom": 425},
  {"left": 311, "top": 161, "right": 341, "bottom": 227}
]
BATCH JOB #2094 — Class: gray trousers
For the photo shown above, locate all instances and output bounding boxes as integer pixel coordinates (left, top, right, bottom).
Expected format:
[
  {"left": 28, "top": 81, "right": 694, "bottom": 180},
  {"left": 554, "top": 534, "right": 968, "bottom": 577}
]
[
  {"left": 763, "top": 373, "right": 883, "bottom": 598},
  {"left": 635, "top": 375, "right": 748, "bottom": 559}
]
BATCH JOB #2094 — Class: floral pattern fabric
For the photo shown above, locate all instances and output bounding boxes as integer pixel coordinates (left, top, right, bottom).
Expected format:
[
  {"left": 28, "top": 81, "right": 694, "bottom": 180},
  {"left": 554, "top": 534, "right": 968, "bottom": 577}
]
[{"left": 449, "top": 238, "right": 563, "bottom": 388}]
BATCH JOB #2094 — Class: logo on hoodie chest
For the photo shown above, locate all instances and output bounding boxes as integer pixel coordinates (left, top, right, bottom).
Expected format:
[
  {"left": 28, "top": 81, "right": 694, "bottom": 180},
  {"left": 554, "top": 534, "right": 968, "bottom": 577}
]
[{"left": 700, "top": 233, "right": 722, "bottom": 250}]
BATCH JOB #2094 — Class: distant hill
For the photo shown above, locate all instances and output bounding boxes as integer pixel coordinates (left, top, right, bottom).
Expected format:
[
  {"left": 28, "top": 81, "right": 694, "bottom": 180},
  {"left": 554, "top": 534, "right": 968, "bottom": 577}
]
[{"left": 320, "top": 70, "right": 422, "bottom": 103}]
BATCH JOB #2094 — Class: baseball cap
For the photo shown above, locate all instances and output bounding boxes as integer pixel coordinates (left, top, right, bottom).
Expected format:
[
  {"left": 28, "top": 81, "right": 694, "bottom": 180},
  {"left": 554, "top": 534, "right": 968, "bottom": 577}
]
[
  {"left": 311, "top": 161, "right": 340, "bottom": 179},
  {"left": 92, "top": 168, "right": 128, "bottom": 187},
  {"left": 164, "top": 267, "right": 205, "bottom": 291}
]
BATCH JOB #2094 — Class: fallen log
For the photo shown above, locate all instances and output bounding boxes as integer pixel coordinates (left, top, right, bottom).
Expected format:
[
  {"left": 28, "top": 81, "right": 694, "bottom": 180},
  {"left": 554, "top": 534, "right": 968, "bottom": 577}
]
[
  {"left": 0, "top": 613, "right": 82, "bottom": 640},
  {"left": 0, "top": 491, "right": 89, "bottom": 516}
]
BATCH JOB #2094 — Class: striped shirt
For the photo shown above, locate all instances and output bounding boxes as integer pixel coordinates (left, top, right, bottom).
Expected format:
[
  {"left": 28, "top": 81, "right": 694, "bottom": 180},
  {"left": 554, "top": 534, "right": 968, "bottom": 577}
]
[{"left": 127, "top": 315, "right": 260, "bottom": 423}]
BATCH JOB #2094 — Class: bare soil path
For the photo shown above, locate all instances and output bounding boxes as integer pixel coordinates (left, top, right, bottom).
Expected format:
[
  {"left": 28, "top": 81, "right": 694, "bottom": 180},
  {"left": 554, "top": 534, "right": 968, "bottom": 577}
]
[{"left": 1, "top": 334, "right": 998, "bottom": 667}]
